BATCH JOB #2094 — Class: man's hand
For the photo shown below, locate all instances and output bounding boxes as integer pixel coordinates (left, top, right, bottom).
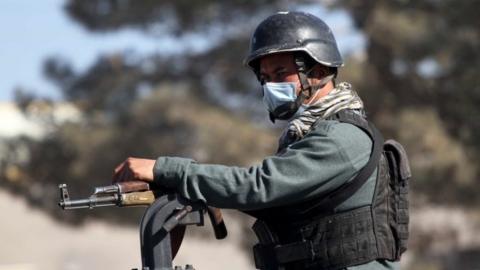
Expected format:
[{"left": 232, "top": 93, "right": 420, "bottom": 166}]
[{"left": 113, "top": 157, "right": 156, "bottom": 183}]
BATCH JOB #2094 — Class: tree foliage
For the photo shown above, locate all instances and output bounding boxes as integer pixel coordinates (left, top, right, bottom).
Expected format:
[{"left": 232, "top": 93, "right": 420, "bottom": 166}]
[{"left": 338, "top": 0, "right": 480, "bottom": 205}]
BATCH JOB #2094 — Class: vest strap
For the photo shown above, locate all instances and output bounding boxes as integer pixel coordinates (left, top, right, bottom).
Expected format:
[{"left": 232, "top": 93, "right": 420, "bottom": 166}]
[{"left": 299, "top": 110, "right": 384, "bottom": 217}]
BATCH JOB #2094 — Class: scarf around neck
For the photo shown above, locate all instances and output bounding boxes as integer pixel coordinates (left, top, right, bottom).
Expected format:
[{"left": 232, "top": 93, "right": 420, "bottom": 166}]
[{"left": 277, "top": 82, "right": 365, "bottom": 153}]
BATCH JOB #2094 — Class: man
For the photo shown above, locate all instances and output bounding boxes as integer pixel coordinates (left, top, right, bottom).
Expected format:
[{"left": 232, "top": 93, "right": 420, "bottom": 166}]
[{"left": 113, "top": 11, "right": 408, "bottom": 270}]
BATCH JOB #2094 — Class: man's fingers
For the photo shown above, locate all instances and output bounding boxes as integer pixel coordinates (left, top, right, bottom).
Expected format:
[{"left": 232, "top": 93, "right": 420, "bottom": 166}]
[
  {"left": 112, "top": 157, "right": 154, "bottom": 183},
  {"left": 116, "top": 167, "right": 132, "bottom": 183},
  {"left": 113, "top": 159, "right": 131, "bottom": 183},
  {"left": 114, "top": 161, "right": 126, "bottom": 175},
  {"left": 113, "top": 162, "right": 131, "bottom": 183}
]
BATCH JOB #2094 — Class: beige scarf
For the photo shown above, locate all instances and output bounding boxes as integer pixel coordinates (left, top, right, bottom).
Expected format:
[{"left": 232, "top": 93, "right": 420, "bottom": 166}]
[{"left": 277, "top": 82, "right": 365, "bottom": 153}]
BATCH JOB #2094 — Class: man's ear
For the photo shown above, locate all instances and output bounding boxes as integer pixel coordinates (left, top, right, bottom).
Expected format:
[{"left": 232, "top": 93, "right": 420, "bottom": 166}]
[
  {"left": 316, "top": 69, "right": 323, "bottom": 78},
  {"left": 307, "top": 65, "right": 326, "bottom": 80}
]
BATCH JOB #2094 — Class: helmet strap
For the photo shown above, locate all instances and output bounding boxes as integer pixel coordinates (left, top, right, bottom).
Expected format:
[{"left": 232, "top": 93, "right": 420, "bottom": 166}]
[{"left": 294, "top": 54, "right": 314, "bottom": 98}]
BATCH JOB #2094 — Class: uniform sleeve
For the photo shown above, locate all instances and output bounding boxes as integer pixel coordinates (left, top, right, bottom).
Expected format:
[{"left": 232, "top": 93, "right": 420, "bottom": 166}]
[{"left": 153, "top": 122, "right": 372, "bottom": 210}]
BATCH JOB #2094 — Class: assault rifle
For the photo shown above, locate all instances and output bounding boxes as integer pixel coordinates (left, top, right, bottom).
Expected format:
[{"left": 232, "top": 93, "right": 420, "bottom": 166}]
[{"left": 58, "top": 181, "right": 228, "bottom": 270}]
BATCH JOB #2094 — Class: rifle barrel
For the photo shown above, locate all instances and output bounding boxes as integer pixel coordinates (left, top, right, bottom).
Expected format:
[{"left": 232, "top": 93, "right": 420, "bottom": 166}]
[{"left": 59, "top": 194, "right": 119, "bottom": 209}]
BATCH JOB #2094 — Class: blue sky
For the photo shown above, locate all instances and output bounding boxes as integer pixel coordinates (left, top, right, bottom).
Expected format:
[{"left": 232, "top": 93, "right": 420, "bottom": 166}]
[{"left": 0, "top": 0, "right": 365, "bottom": 101}]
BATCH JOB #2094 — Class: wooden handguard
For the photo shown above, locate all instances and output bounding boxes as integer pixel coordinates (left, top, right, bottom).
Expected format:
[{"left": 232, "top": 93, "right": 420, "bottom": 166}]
[
  {"left": 207, "top": 206, "right": 228, "bottom": 239},
  {"left": 121, "top": 191, "right": 156, "bottom": 206},
  {"left": 118, "top": 181, "right": 151, "bottom": 193}
]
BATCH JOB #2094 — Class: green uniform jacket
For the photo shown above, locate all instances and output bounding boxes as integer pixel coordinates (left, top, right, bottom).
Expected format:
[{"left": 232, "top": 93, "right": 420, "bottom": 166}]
[{"left": 154, "top": 120, "right": 399, "bottom": 270}]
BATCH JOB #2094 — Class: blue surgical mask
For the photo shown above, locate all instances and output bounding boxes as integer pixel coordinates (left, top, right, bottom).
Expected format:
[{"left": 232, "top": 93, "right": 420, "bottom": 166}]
[{"left": 262, "top": 81, "right": 298, "bottom": 113}]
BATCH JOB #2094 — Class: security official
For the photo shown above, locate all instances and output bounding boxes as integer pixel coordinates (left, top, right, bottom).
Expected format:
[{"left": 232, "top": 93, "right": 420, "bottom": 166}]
[{"left": 112, "top": 11, "right": 410, "bottom": 270}]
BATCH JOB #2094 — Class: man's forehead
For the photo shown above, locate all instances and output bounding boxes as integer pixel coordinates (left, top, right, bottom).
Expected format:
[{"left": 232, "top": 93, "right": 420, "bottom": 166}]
[{"left": 259, "top": 53, "right": 295, "bottom": 71}]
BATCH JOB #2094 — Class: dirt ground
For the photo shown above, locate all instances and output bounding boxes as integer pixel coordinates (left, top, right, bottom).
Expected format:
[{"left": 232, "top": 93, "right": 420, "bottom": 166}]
[
  {"left": 3, "top": 186, "right": 479, "bottom": 270},
  {"left": 0, "top": 189, "right": 254, "bottom": 270}
]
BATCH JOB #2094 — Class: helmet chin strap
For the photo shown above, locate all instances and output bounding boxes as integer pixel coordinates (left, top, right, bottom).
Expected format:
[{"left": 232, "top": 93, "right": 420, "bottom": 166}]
[{"left": 269, "top": 55, "right": 334, "bottom": 122}]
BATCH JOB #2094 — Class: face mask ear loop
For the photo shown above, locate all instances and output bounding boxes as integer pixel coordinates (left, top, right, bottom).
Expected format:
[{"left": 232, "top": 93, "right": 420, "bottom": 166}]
[
  {"left": 295, "top": 55, "right": 336, "bottom": 98},
  {"left": 311, "top": 74, "right": 336, "bottom": 92}
]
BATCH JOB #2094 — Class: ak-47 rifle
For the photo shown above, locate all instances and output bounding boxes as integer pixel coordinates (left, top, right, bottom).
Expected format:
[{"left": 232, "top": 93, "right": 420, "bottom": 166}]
[
  {"left": 58, "top": 181, "right": 228, "bottom": 270},
  {"left": 58, "top": 181, "right": 155, "bottom": 209}
]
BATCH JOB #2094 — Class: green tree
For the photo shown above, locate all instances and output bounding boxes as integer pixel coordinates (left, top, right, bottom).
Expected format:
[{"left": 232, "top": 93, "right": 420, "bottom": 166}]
[{"left": 338, "top": 0, "right": 480, "bottom": 206}]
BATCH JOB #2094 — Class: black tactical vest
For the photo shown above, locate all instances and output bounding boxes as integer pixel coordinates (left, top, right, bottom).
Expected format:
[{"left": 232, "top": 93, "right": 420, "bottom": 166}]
[{"left": 245, "top": 110, "right": 411, "bottom": 270}]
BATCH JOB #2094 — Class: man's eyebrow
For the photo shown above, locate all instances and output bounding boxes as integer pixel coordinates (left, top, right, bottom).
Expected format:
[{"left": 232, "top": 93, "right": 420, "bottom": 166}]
[
  {"left": 260, "top": 66, "right": 287, "bottom": 75},
  {"left": 273, "top": 66, "right": 287, "bottom": 73}
]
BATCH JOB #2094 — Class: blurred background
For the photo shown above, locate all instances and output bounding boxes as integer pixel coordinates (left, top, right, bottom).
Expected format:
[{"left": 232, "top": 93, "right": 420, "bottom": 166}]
[{"left": 1, "top": 0, "right": 479, "bottom": 269}]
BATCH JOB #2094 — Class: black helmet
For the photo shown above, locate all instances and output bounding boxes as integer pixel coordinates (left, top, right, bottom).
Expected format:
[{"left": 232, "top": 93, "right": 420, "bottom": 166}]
[{"left": 245, "top": 11, "right": 343, "bottom": 70}]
